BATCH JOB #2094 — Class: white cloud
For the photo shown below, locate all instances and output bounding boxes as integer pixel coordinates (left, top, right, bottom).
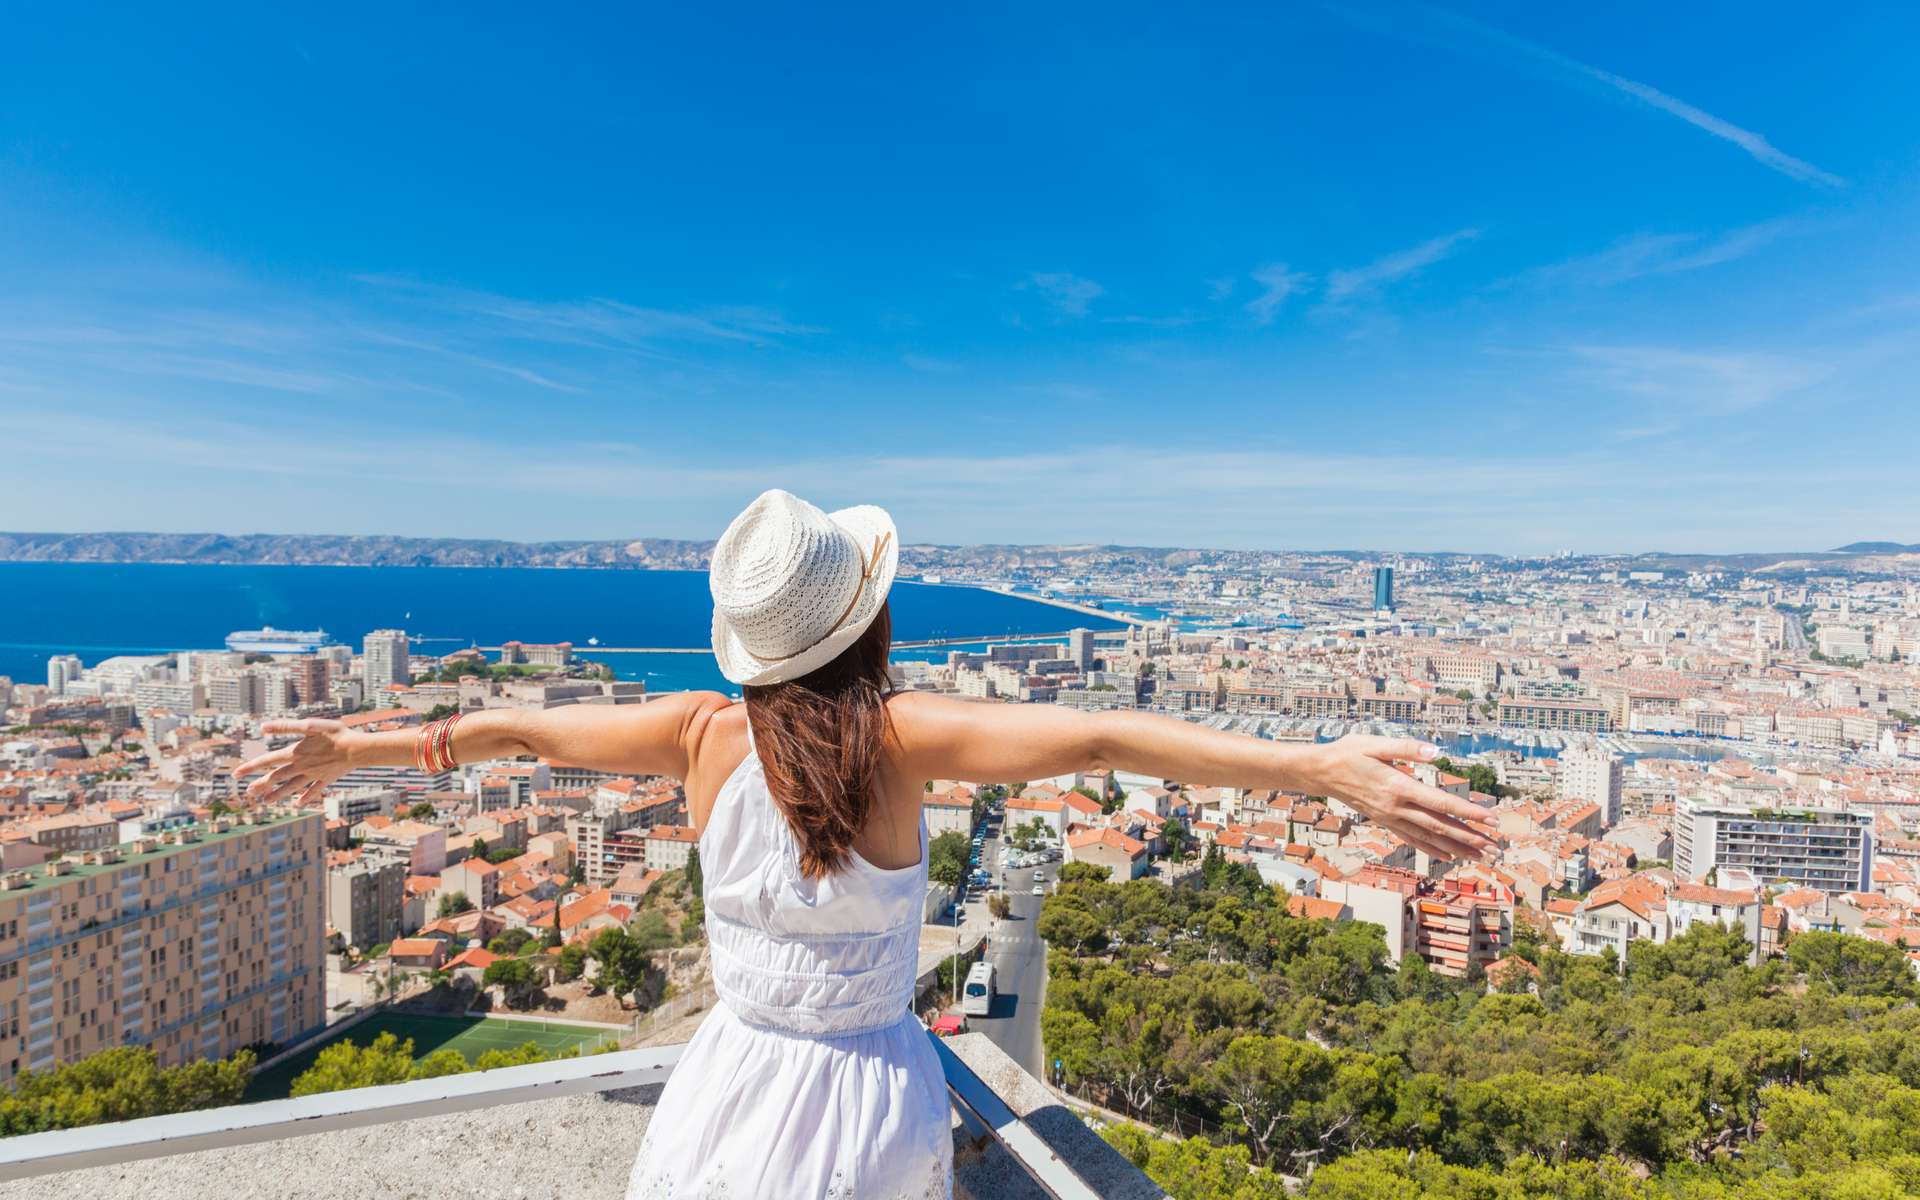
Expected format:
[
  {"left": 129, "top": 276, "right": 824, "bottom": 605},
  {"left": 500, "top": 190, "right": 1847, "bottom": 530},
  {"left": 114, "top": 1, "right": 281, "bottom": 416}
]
[
  {"left": 1371, "top": 4, "right": 1846, "bottom": 187},
  {"left": 1244, "top": 264, "right": 1311, "bottom": 325},
  {"left": 1567, "top": 343, "right": 1832, "bottom": 413},
  {"left": 1586, "top": 69, "right": 1845, "bottom": 188},
  {"left": 1326, "top": 228, "right": 1481, "bottom": 302},
  {"left": 1024, "top": 272, "right": 1104, "bottom": 318},
  {"left": 1508, "top": 218, "right": 1805, "bottom": 290}
]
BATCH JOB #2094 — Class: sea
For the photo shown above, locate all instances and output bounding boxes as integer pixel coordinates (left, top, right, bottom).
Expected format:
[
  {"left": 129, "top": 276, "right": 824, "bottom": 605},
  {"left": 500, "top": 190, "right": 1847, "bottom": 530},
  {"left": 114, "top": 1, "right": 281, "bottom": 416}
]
[{"left": 0, "top": 562, "right": 1128, "bottom": 695}]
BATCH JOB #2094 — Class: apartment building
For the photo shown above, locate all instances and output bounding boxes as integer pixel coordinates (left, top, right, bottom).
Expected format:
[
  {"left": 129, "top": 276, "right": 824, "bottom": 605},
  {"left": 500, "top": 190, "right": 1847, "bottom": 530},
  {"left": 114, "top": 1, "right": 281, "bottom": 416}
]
[
  {"left": 323, "top": 788, "right": 398, "bottom": 826},
  {"left": 326, "top": 859, "right": 405, "bottom": 951},
  {"left": 357, "top": 820, "right": 447, "bottom": 877},
  {"left": 644, "top": 825, "right": 698, "bottom": 872},
  {"left": 1428, "top": 653, "right": 1500, "bottom": 692},
  {"left": 19, "top": 812, "right": 117, "bottom": 855},
  {"left": 0, "top": 811, "right": 325, "bottom": 1083},
  {"left": 439, "top": 857, "right": 500, "bottom": 911},
  {"left": 567, "top": 810, "right": 642, "bottom": 887},
  {"left": 1411, "top": 878, "right": 1512, "bottom": 978},
  {"left": 1355, "top": 694, "right": 1422, "bottom": 722},
  {"left": 1556, "top": 746, "right": 1623, "bottom": 826},
  {"left": 1293, "top": 690, "right": 1351, "bottom": 718},
  {"left": 1673, "top": 799, "right": 1873, "bottom": 894},
  {"left": 924, "top": 786, "right": 977, "bottom": 839},
  {"left": 361, "top": 630, "right": 411, "bottom": 691},
  {"left": 1497, "top": 697, "right": 1613, "bottom": 732},
  {"left": 1320, "top": 865, "right": 1512, "bottom": 978}
]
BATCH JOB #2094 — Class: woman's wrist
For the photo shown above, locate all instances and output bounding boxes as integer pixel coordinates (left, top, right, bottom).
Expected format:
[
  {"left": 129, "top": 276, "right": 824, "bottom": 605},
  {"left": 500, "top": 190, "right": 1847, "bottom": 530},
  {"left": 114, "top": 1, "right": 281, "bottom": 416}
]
[
  {"left": 342, "top": 730, "right": 384, "bottom": 770},
  {"left": 1271, "top": 741, "right": 1330, "bottom": 796}
]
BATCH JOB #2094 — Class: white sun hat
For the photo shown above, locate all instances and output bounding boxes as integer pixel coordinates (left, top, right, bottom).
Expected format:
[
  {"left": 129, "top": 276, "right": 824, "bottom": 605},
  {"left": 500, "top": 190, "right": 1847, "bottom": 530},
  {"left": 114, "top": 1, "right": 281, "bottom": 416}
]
[{"left": 709, "top": 489, "right": 899, "bottom": 686}]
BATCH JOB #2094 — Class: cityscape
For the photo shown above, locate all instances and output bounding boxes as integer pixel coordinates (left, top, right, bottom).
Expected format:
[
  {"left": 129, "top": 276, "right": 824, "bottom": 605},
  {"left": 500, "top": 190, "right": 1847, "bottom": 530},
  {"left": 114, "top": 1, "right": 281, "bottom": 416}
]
[
  {"left": 3, "top": 540, "right": 1919, "bottom": 1197},
  {"left": 6, "top": 2, "right": 1918, "bottom": 1197}
]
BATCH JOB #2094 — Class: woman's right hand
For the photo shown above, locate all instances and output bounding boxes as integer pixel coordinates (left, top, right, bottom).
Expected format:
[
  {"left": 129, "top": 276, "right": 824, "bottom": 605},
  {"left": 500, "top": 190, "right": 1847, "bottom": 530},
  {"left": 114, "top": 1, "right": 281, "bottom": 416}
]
[{"left": 234, "top": 718, "right": 360, "bottom": 805}]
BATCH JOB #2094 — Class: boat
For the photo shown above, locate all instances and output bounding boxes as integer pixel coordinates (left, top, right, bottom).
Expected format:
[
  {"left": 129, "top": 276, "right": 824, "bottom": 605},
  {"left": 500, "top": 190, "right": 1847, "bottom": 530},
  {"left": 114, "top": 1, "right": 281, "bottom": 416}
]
[{"left": 225, "top": 627, "right": 337, "bottom": 655}]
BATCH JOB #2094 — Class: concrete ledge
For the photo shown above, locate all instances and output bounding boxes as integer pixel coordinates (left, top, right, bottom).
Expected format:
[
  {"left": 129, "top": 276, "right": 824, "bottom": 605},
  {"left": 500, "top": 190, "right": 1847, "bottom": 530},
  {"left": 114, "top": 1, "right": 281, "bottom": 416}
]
[{"left": 0, "top": 1045, "right": 685, "bottom": 1183}]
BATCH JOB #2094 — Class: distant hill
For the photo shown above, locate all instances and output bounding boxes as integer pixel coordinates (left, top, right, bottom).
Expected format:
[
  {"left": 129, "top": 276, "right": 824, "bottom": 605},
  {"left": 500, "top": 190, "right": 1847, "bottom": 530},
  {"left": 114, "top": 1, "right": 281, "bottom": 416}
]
[
  {"left": 0, "top": 531, "right": 714, "bottom": 570},
  {"left": 2, "top": 530, "right": 1918, "bottom": 574},
  {"left": 1833, "top": 541, "right": 1920, "bottom": 553}
]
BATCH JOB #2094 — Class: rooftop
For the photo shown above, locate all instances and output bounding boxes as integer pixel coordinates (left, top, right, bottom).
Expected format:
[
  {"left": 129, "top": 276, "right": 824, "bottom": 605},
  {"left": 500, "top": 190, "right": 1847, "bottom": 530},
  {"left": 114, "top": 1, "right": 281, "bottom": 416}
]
[
  {"left": 0, "top": 809, "right": 313, "bottom": 898},
  {"left": 0, "top": 1031, "right": 1161, "bottom": 1200}
]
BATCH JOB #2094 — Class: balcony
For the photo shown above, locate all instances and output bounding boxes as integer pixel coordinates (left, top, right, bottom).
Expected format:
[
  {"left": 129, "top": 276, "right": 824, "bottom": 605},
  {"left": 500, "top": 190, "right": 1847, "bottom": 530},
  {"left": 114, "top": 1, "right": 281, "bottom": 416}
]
[{"left": 0, "top": 1030, "right": 1161, "bottom": 1200}]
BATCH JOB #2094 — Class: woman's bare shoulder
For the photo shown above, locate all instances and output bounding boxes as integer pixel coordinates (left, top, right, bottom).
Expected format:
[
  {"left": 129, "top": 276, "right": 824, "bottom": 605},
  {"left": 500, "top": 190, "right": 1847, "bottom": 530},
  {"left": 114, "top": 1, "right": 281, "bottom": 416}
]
[{"left": 688, "top": 695, "right": 747, "bottom": 756}]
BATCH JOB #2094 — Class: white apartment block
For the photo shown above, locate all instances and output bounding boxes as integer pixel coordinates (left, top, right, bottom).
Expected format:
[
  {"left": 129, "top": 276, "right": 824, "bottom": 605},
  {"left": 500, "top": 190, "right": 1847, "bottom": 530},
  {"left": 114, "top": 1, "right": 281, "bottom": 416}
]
[
  {"left": 1673, "top": 799, "right": 1872, "bottom": 894},
  {"left": 1556, "top": 745, "right": 1623, "bottom": 827},
  {"left": 361, "top": 629, "right": 411, "bottom": 691}
]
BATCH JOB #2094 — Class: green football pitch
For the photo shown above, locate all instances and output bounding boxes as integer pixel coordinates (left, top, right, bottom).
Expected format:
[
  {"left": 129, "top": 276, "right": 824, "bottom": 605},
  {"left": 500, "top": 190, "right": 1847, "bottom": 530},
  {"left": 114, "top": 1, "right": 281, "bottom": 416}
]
[{"left": 247, "top": 1012, "right": 618, "bottom": 1100}]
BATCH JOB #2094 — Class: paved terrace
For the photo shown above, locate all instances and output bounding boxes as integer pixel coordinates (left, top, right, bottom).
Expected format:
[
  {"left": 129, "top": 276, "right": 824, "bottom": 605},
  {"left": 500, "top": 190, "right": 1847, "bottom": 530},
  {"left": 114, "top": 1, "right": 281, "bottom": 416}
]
[{"left": 0, "top": 1032, "right": 1161, "bottom": 1200}]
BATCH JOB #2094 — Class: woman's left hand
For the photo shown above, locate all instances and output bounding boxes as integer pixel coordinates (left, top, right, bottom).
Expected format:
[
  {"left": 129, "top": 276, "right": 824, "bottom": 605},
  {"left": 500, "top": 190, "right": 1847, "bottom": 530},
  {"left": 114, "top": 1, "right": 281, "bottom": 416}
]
[{"left": 1300, "top": 735, "right": 1501, "bottom": 862}]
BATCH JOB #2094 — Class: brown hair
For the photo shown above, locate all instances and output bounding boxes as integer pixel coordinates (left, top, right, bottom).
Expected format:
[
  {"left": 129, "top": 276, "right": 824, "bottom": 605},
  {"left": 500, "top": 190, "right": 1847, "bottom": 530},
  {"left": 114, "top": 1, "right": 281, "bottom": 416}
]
[{"left": 743, "top": 601, "right": 896, "bottom": 878}]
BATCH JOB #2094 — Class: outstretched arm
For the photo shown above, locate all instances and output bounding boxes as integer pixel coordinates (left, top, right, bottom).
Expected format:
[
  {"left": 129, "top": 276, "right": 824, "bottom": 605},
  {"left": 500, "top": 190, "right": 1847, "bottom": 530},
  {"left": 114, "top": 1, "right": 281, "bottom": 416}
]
[
  {"left": 234, "top": 691, "right": 731, "bottom": 805},
  {"left": 888, "top": 692, "right": 1497, "bottom": 862}
]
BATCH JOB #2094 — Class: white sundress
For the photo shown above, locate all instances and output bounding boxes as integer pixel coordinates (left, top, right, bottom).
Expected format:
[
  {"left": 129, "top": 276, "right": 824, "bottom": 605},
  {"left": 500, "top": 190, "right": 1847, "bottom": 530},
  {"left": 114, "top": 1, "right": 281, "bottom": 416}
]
[{"left": 626, "top": 730, "right": 952, "bottom": 1200}]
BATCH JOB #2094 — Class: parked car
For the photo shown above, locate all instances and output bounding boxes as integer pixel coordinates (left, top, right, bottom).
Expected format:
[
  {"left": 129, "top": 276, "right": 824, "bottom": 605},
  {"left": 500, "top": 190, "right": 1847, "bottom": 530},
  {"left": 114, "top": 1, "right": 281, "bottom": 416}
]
[{"left": 930, "top": 1013, "right": 968, "bottom": 1038}]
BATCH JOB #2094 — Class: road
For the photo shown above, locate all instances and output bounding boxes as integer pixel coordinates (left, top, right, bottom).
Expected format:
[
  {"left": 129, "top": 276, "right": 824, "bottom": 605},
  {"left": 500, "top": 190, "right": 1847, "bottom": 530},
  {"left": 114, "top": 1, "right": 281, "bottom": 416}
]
[{"left": 961, "top": 816, "right": 1055, "bottom": 1079}]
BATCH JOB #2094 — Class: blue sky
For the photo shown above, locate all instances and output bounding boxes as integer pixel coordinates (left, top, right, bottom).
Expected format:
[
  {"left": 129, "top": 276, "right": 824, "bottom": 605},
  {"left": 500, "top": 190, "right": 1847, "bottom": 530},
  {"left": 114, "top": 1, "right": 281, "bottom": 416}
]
[{"left": 2, "top": 2, "right": 1916, "bottom": 554}]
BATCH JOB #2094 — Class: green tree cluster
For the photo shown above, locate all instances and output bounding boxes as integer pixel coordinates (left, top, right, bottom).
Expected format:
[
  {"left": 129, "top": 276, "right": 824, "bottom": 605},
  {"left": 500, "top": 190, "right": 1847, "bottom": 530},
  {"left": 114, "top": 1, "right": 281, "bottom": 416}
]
[
  {"left": 1042, "top": 871, "right": 1920, "bottom": 1196},
  {"left": 928, "top": 830, "right": 970, "bottom": 888},
  {"left": 482, "top": 957, "right": 540, "bottom": 1009},
  {"left": 1430, "top": 756, "right": 1509, "bottom": 798},
  {"left": 287, "top": 1031, "right": 596, "bottom": 1097},
  {"left": 0, "top": 1046, "right": 254, "bottom": 1136}
]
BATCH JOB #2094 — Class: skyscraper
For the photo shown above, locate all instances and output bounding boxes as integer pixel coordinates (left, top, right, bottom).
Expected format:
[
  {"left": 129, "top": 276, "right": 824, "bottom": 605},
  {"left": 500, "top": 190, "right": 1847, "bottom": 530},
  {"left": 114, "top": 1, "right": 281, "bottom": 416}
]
[
  {"left": 46, "top": 654, "right": 83, "bottom": 696},
  {"left": 1372, "top": 567, "right": 1394, "bottom": 611},
  {"left": 1068, "top": 627, "right": 1096, "bottom": 671},
  {"left": 361, "top": 629, "right": 411, "bottom": 694}
]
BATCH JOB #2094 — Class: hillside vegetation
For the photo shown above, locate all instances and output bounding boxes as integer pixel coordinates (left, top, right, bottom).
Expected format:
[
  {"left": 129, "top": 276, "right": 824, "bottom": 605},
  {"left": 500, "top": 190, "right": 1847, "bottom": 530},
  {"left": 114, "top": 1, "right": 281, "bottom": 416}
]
[{"left": 1038, "top": 862, "right": 1920, "bottom": 1199}]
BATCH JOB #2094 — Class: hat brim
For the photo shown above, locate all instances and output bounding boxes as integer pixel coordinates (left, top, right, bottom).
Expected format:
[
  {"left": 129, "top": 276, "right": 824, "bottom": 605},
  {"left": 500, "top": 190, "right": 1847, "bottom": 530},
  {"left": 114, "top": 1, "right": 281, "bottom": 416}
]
[{"left": 711, "top": 504, "right": 898, "bottom": 687}]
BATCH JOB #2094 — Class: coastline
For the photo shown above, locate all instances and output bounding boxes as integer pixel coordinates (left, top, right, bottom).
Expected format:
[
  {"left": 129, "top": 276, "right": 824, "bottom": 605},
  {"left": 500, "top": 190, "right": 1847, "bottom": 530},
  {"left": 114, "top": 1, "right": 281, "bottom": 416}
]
[{"left": 974, "top": 585, "right": 1149, "bottom": 627}]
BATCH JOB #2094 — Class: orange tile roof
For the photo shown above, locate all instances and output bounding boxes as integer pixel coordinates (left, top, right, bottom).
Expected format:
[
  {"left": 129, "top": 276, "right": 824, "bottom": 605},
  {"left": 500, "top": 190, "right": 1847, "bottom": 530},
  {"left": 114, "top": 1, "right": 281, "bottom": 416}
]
[
  {"left": 445, "top": 947, "right": 501, "bottom": 971},
  {"left": 1066, "top": 827, "right": 1146, "bottom": 856},
  {"left": 1286, "top": 895, "right": 1347, "bottom": 921}
]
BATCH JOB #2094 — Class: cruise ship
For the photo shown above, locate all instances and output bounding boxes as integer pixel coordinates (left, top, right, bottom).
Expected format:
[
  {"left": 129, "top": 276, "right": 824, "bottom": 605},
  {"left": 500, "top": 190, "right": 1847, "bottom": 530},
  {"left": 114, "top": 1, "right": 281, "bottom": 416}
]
[{"left": 225, "top": 626, "right": 337, "bottom": 655}]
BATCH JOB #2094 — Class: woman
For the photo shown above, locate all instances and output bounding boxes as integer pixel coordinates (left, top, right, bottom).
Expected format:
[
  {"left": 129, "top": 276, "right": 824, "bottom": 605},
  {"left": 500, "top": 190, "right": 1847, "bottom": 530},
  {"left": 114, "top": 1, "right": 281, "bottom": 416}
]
[{"left": 237, "top": 489, "right": 1497, "bottom": 1199}]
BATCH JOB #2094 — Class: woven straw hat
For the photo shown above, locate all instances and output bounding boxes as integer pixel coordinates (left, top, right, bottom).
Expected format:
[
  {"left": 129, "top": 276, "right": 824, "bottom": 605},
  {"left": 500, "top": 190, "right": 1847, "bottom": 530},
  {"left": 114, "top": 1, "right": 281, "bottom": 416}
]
[{"left": 709, "top": 489, "right": 898, "bottom": 686}]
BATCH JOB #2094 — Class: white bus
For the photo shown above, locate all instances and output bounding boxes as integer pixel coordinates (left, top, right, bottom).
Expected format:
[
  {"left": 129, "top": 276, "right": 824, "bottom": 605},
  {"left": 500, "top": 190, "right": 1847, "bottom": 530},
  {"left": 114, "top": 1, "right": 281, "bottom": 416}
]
[{"left": 960, "top": 960, "right": 996, "bottom": 1017}]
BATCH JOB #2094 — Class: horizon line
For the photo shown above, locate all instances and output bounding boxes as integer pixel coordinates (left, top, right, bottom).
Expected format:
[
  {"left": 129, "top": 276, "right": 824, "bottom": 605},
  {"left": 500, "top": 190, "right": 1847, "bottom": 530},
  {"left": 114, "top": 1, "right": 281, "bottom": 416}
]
[{"left": 0, "top": 529, "right": 1910, "bottom": 562}]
